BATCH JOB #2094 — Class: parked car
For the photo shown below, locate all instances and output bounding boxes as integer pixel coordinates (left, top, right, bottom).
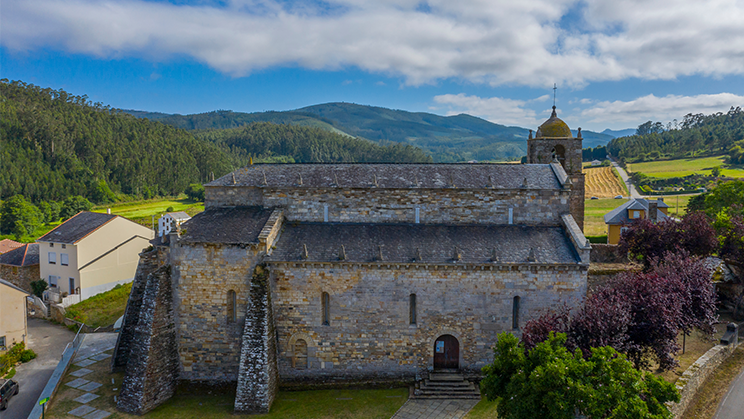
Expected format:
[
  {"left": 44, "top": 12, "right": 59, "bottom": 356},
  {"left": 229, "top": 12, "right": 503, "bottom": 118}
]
[
  {"left": 590, "top": 196, "right": 599, "bottom": 200},
  {"left": 614, "top": 195, "right": 623, "bottom": 199},
  {"left": 0, "top": 379, "right": 19, "bottom": 410}
]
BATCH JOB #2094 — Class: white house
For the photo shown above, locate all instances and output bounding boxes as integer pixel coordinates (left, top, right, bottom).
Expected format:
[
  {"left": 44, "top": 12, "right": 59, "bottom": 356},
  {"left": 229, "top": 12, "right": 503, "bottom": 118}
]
[
  {"left": 38, "top": 212, "right": 154, "bottom": 301},
  {"left": 158, "top": 211, "right": 191, "bottom": 237}
]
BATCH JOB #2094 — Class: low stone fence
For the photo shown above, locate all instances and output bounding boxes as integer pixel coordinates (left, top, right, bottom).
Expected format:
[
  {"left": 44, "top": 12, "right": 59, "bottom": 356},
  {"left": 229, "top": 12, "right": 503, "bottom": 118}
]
[
  {"left": 589, "top": 244, "right": 628, "bottom": 264},
  {"left": 668, "top": 324, "right": 740, "bottom": 418}
]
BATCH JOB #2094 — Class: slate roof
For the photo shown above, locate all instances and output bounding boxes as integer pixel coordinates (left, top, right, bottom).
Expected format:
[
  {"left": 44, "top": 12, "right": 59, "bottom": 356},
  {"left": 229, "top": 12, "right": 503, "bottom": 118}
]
[
  {"left": 266, "top": 223, "right": 580, "bottom": 265},
  {"left": 206, "top": 163, "right": 562, "bottom": 190},
  {"left": 180, "top": 207, "right": 274, "bottom": 245},
  {"left": 166, "top": 211, "right": 191, "bottom": 221},
  {"left": 604, "top": 198, "right": 670, "bottom": 225},
  {"left": 37, "top": 212, "right": 118, "bottom": 244},
  {"left": 0, "top": 243, "right": 39, "bottom": 267},
  {"left": 0, "top": 239, "right": 23, "bottom": 254}
]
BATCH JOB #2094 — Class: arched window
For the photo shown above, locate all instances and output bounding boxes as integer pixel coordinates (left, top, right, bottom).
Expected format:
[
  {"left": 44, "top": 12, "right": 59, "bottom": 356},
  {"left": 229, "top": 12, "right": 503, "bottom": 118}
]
[
  {"left": 294, "top": 339, "right": 308, "bottom": 369},
  {"left": 512, "top": 296, "right": 521, "bottom": 330},
  {"left": 409, "top": 294, "right": 417, "bottom": 325},
  {"left": 227, "top": 290, "right": 237, "bottom": 323},
  {"left": 552, "top": 145, "right": 566, "bottom": 169},
  {"left": 322, "top": 292, "right": 330, "bottom": 326}
]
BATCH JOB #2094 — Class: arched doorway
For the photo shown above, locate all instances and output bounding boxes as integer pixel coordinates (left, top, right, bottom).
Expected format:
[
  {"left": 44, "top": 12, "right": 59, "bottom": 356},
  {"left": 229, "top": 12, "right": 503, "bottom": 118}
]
[{"left": 433, "top": 335, "right": 459, "bottom": 370}]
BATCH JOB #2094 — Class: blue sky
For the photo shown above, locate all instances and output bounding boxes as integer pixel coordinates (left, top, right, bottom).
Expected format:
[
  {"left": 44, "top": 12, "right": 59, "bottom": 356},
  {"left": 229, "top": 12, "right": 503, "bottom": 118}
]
[{"left": 3, "top": 0, "right": 744, "bottom": 132}]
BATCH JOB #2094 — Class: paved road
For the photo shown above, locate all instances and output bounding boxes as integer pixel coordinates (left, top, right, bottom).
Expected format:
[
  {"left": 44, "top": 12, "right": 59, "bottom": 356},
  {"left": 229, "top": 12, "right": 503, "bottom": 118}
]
[
  {"left": 609, "top": 158, "right": 642, "bottom": 198},
  {"left": 392, "top": 399, "right": 479, "bottom": 419},
  {"left": 0, "top": 318, "right": 74, "bottom": 419},
  {"left": 714, "top": 357, "right": 744, "bottom": 419}
]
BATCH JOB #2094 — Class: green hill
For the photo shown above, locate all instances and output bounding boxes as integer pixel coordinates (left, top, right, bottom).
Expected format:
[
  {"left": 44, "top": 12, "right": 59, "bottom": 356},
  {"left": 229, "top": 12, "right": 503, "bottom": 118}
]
[
  {"left": 0, "top": 81, "right": 432, "bottom": 204},
  {"left": 128, "top": 102, "right": 614, "bottom": 162}
]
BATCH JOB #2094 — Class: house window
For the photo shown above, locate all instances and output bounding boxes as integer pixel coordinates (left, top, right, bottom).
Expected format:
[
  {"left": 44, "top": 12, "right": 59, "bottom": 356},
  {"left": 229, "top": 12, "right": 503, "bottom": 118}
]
[
  {"left": 48, "top": 252, "right": 56, "bottom": 264},
  {"left": 512, "top": 296, "right": 521, "bottom": 330},
  {"left": 294, "top": 339, "right": 308, "bottom": 369},
  {"left": 49, "top": 243, "right": 54, "bottom": 248},
  {"left": 61, "top": 253, "right": 69, "bottom": 266},
  {"left": 227, "top": 290, "right": 237, "bottom": 323},
  {"left": 49, "top": 275, "right": 58, "bottom": 286},
  {"left": 323, "top": 205, "right": 329, "bottom": 222},
  {"left": 632, "top": 210, "right": 641, "bottom": 219},
  {"left": 61, "top": 244, "right": 66, "bottom": 249},
  {"left": 409, "top": 294, "right": 417, "bottom": 325},
  {"left": 415, "top": 207, "right": 420, "bottom": 224},
  {"left": 0, "top": 336, "right": 5, "bottom": 349},
  {"left": 322, "top": 292, "right": 330, "bottom": 326}
]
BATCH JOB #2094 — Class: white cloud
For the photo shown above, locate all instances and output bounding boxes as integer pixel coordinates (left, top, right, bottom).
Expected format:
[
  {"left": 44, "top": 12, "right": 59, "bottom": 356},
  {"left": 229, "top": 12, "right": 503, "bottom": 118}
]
[
  {"left": 432, "top": 93, "right": 542, "bottom": 127},
  {"left": 579, "top": 93, "right": 744, "bottom": 127},
  {"left": 2, "top": 0, "right": 744, "bottom": 87}
]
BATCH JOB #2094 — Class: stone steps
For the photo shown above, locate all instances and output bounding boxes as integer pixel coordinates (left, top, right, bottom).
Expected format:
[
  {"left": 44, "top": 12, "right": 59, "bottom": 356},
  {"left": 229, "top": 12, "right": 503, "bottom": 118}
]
[{"left": 412, "top": 372, "right": 481, "bottom": 400}]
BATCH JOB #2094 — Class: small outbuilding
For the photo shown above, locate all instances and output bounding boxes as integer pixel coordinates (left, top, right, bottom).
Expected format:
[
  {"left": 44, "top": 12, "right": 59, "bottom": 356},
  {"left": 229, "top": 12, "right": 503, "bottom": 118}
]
[{"left": 158, "top": 212, "right": 191, "bottom": 237}]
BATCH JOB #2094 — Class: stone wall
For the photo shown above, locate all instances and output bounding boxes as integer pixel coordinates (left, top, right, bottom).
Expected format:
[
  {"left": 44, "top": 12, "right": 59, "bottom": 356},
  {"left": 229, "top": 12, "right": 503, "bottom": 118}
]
[
  {"left": 206, "top": 187, "right": 571, "bottom": 226},
  {"left": 234, "top": 266, "right": 278, "bottom": 413},
  {"left": 589, "top": 244, "right": 629, "bottom": 264},
  {"left": 117, "top": 264, "right": 180, "bottom": 415},
  {"left": 0, "top": 264, "right": 39, "bottom": 293},
  {"left": 668, "top": 340, "right": 740, "bottom": 418},
  {"left": 268, "top": 262, "right": 587, "bottom": 384},
  {"left": 170, "top": 242, "right": 263, "bottom": 381},
  {"left": 112, "top": 248, "right": 159, "bottom": 372}
]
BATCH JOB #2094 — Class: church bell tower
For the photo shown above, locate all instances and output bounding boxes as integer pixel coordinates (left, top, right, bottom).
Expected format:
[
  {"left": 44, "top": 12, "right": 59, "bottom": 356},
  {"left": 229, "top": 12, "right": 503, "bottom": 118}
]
[{"left": 527, "top": 106, "right": 585, "bottom": 230}]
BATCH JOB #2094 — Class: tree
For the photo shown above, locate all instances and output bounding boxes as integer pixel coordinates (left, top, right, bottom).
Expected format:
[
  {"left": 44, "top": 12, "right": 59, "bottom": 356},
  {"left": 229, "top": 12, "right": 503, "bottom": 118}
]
[
  {"left": 184, "top": 183, "right": 205, "bottom": 201},
  {"left": 60, "top": 195, "right": 93, "bottom": 219},
  {"left": 481, "top": 332, "right": 679, "bottom": 419},
  {"left": 30, "top": 279, "right": 48, "bottom": 298},
  {"left": 711, "top": 166, "right": 722, "bottom": 177},
  {"left": 0, "top": 195, "right": 42, "bottom": 238},
  {"left": 619, "top": 212, "right": 716, "bottom": 268},
  {"left": 37, "top": 201, "right": 61, "bottom": 224}
]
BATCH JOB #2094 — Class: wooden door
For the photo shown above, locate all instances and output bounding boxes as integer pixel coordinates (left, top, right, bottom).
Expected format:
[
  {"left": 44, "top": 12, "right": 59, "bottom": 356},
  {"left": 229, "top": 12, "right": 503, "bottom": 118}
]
[{"left": 433, "top": 335, "right": 459, "bottom": 370}]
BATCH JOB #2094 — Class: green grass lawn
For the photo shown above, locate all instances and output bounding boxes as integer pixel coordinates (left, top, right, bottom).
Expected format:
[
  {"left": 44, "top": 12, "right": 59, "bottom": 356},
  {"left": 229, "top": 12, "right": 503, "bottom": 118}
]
[
  {"left": 626, "top": 156, "right": 744, "bottom": 179},
  {"left": 465, "top": 397, "right": 499, "bottom": 418},
  {"left": 65, "top": 282, "right": 133, "bottom": 328},
  {"left": 146, "top": 388, "right": 407, "bottom": 419},
  {"left": 92, "top": 196, "right": 204, "bottom": 225}
]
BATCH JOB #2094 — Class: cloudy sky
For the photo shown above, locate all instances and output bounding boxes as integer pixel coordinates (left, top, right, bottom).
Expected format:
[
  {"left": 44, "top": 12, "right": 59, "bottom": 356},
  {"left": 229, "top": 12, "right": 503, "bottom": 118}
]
[{"left": 2, "top": 0, "right": 744, "bottom": 131}]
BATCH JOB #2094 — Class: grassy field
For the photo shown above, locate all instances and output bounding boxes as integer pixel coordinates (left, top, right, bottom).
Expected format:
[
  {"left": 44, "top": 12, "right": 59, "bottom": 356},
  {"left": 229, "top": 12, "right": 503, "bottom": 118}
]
[
  {"left": 584, "top": 166, "right": 626, "bottom": 198},
  {"left": 92, "top": 196, "right": 204, "bottom": 226},
  {"left": 65, "top": 282, "right": 133, "bottom": 328},
  {"left": 626, "top": 155, "right": 744, "bottom": 179}
]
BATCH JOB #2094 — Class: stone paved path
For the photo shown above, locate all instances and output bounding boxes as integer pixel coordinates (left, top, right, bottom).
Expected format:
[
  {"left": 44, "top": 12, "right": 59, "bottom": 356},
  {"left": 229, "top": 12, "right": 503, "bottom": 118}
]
[
  {"left": 391, "top": 399, "right": 480, "bottom": 419},
  {"left": 64, "top": 333, "right": 118, "bottom": 419}
]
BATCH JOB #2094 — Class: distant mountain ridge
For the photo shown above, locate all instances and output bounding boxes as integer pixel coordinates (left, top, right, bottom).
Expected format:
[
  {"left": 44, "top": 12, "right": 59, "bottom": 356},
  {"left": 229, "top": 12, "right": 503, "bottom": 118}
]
[{"left": 125, "top": 102, "right": 615, "bottom": 162}]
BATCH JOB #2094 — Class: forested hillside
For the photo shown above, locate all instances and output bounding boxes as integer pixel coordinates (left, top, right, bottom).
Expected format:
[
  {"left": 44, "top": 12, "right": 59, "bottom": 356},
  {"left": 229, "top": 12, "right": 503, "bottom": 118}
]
[
  {"left": 606, "top": 107, "right": 744, "bottom": 162},
  {"left": 0, "top": 79, "right": 234, "bottom": 203},
  {"left": 129, "top": 102, "right": 613, "bottom": 162},
  {"left": 195, "top": 122, "right": 432, "bottom": 164},
  {"left": 0, "top": 80, "right": 433, "bottom": 204}
]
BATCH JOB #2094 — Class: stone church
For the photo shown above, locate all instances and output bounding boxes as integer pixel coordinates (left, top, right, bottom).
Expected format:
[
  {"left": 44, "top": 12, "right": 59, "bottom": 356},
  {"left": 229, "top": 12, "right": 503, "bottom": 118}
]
[{"left": 112, "top": 108, "right": 590, "bottom": 414}]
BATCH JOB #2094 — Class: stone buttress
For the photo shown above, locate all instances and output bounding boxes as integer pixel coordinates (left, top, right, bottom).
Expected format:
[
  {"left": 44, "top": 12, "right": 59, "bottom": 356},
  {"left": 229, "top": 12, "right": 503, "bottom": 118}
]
[
  {"left": 234, "top": 265, "right": 279, "bottom": 413},
  {"left": 116, "top": 261, "right": 179, "bottom": 414}
]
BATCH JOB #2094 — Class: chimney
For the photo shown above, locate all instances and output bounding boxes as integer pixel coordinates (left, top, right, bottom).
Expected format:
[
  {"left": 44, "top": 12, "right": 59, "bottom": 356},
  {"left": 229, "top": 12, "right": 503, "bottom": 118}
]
[
  {"left": 106, "top": 208, "right": 111, "bottom": 214},
  {"left": 648, "top": 200, "right": 658, "bottom": 222}
]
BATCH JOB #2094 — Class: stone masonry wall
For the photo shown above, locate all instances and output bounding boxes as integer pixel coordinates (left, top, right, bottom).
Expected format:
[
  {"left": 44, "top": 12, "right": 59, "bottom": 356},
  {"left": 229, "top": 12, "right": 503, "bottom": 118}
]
[
  {"left": 117, "top": 265, "right": 180, "bottom": 415},
  {"left": 112, "top": 248, "right": 159, "bottom": 372},
  {"left": 234, "top": 266, "right": 278, "bottom": 413},
  {"left": 206, "top": 187, "right": 571, "bottom": 226},
  {"left": 0, "top": 264, "right": 39, "bottom": 293},
  {"left": 170, "top": 243, "right": 263, "bottom": 381},
  {"left": 268, "top": 263, "right": 587, "bottom": 384}
]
